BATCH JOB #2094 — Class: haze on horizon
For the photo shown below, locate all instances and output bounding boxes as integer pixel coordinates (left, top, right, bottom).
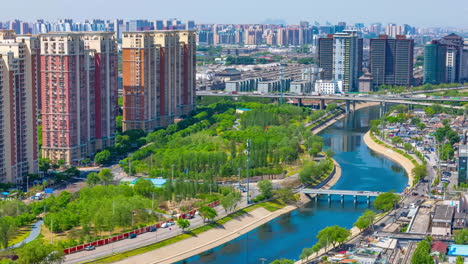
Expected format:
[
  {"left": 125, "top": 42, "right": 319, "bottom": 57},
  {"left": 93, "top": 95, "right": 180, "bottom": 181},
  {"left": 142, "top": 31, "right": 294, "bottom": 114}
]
[{"left": 3, "top": 0, "right": 468, "bottom": 28}]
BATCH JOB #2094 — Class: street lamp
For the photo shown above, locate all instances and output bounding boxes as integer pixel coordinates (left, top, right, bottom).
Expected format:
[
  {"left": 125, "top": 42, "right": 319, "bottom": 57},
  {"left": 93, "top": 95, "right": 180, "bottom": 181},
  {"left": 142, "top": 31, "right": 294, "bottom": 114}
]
[{"left": 131, "top": 211, "right": 136, "bottom": 229}]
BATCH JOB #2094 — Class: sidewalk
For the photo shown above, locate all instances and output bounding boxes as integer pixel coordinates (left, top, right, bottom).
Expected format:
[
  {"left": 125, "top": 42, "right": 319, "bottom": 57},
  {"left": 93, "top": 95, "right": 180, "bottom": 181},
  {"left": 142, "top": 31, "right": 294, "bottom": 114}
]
[{"left": 114, "top": 205, "right": 297, "bottom": 264}]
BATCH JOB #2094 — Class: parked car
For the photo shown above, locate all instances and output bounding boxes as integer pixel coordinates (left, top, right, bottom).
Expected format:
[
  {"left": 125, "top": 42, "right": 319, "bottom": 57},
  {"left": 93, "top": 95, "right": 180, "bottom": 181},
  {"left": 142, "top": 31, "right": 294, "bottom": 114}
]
[
  {"left": 185, "top": 214, "right": 195, "bottom": 219},
  {"left": 168, "top": 221, "right": 176, "bottom": 226},
  {"left": 161, "top": 223, "right": 170, "bottom": 228},
  {"left": 85, "top": 246, "right": 95, "bottom": 251}
]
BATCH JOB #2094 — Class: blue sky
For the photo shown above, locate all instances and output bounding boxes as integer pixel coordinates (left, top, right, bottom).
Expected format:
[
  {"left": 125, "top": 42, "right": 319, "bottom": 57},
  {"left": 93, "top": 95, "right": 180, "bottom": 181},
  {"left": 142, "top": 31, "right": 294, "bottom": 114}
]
[{"left": 3, "top": 0, "right": 468, "bottom": 28}]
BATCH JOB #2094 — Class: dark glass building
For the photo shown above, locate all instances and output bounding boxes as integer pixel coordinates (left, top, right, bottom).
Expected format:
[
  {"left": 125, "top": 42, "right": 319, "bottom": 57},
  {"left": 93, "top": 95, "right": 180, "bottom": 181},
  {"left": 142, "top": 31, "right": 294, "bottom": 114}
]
[{"left": 369, "top": 35, "right": 414, "bottom": 88}]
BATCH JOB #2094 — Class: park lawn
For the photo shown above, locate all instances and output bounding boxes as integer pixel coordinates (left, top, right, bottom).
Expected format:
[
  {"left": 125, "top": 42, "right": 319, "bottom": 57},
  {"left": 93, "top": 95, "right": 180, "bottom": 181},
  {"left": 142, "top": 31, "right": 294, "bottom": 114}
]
[{"left": 89, "top": 199, "right": 287, "bottom": 263}]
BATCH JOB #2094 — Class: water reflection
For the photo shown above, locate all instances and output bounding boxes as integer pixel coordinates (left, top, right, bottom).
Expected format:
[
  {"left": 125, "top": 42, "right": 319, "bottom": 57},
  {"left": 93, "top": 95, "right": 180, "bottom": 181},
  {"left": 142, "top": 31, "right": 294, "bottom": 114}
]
[{"left": 178, "top": 105, "right": 407, "bottom": 264}]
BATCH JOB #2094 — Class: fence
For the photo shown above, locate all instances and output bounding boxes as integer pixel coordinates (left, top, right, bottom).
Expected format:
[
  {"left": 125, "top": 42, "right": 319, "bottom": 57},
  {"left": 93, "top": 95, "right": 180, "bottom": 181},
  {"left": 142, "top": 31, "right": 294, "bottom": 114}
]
[{"left": 63, "top": 200, "right": 220, "bottom": 254}]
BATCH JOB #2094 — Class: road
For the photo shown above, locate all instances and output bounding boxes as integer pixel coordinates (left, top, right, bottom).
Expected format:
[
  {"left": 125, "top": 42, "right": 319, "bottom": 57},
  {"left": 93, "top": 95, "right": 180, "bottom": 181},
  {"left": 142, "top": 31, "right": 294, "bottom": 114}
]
[
  {"left": 64, "top": 190, "right": 258, "bottom": 264},
  {"left": 197, "top": 90, "right": 468, "bottom": 103},
  {"left": 65, "top": 205, "right": 227, "bottom": 264}
]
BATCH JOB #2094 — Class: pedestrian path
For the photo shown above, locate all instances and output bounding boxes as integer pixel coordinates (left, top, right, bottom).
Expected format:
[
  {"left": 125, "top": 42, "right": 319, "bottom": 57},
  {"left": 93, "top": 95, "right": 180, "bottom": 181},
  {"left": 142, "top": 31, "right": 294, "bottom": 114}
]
[{"left": 10, "top": 220, "right": 43, "bottom": 249}]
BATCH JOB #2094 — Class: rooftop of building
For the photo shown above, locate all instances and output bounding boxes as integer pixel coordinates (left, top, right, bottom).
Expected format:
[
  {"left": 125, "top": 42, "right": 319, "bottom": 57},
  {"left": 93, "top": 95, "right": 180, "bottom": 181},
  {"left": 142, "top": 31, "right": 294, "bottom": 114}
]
[
  {"left": 448, "top": 244, "right": 468, "bottom": 257},
  {"left": 459, "top": 145, "right": 468, "bottom": 156},
  {"left": 216, "top": 68, "right": 241, "bottom": 76},
  {"left": 433, "top": 204, "right": 455, "bottom": 222},
  {"left": 431, "top": 241, "right": 448, "bottom": 254}
]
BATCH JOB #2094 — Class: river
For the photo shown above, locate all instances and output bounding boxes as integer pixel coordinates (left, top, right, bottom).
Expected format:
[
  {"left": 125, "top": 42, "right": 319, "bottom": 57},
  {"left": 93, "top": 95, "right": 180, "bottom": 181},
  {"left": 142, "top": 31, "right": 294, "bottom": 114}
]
[{"left": 176, "top": 105, "right": 408, "bottom": 264}]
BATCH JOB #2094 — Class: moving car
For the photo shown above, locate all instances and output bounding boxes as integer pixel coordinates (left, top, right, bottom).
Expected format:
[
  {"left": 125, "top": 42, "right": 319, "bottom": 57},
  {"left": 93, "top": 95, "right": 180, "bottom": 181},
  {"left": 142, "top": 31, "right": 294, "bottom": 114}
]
[{"left": 85, "top": 245, "right": 95, "bottom": 251}]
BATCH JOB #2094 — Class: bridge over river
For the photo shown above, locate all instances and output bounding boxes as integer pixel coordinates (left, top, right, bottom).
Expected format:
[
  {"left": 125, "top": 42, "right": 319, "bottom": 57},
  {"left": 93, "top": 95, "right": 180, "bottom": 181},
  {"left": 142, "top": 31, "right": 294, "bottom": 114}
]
[{"left": 300, "top": 189, "right": 401, "bottom": 204}]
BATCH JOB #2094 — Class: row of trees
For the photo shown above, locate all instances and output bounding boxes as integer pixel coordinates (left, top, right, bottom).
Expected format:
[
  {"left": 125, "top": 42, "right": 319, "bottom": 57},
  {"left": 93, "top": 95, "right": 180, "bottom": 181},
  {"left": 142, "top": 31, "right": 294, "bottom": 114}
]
[
  {"left": 298, "top": 158, "right": 333, "bottom": 186},
  {"left": 121, "top": 102, "right": 320, "bottom": 184}
]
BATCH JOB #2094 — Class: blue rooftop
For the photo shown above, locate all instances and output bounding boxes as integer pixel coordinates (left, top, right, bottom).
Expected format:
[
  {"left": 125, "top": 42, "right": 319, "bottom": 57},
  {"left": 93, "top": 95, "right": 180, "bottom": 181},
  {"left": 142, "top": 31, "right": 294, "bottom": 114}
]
[
  {"left": 448, "top": 245, "right": 468, "bottom": 257},
  {"left": 131, "top": 177, "right": 167, "bottom": 188},
  {"left": 236, "top": 108, "right": 251, "bottom": 111}
]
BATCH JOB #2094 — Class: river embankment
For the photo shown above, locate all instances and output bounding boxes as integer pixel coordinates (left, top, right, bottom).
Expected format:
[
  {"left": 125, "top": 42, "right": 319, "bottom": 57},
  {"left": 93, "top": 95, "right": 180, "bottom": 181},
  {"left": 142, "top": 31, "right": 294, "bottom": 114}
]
[{"left": 363, "top": 131, "right": 415, "bottom": 186}]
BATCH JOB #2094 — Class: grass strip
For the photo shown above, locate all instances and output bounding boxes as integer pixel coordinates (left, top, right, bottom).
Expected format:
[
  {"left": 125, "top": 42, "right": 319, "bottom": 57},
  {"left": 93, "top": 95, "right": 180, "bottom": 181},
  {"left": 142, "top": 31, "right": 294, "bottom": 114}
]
[{"left": 88, "top": 200, "right": 286, "bottom": 263}]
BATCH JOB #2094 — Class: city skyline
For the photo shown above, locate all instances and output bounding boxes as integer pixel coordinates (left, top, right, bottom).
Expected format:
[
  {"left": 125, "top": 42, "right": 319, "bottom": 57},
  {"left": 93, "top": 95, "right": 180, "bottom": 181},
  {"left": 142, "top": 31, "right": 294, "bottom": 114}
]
[{"left": 2, "top": 0, "right": 468, "bottom": 28}]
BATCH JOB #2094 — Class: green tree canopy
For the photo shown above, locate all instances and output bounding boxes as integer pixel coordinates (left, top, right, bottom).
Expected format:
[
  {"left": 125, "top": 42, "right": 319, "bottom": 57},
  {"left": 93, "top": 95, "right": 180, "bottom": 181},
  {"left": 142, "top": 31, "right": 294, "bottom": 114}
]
[
  {"left": 373, "top": 192, "right": 399, "bottom": 212},
  {"left": 16, "top": 239, "right": 64, "bottom": 264},
  {"left": 411, "top": 239, "right": 434, "bottom": 264},
  {"left": 269, "top": 259, "right": 294, "bottom": 264},
  {"left": 454, "top": 228, "right": 468, "bottom": 244},
  {"left": 198, "top": 206, "right": 217, "bottom": 222},
  {"left": 316, "top": 225, "right": 350, "bottom": 248},
  {"left": 86, "top": 172, "right": 100, "bottom": 187},
  {"left": 0, "top": 216, "right": 17, "bottom": 248},
  {"left": 133, "top": 178, "right": 154, "bottom": 198},
  {"left": 412, "top": 164, "right": 427, "bottom": 183},
  {"left": 257, "top": 180, "right": 273, "bottom": 199},
  {"left": 98, "top": 169, "right": 113, "bottom": 185},
  {"left": 94, "top": 149, "right": 111, "bottom": 165},
  {"left": 176, "top": 219, "right": 190, "bottom": 232},
  {"left": 354, "top": 210, "right": 377, "bottom": 231}
]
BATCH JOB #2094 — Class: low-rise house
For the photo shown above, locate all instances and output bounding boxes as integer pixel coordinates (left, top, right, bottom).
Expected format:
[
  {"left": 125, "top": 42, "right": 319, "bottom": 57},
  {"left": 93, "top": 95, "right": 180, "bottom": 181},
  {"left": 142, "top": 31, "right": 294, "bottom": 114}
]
[
  {"left": 448, "top": 244, "right": 468, "bottom": 263},
  {"left": 431, "top": 205, "right": 455, "bottom": 236},
  {"left": 431, "top": 241, "right": 448, "bottom": 255},
  {"left": 454, "top": 212, "right": 467, "bottom": 229}
]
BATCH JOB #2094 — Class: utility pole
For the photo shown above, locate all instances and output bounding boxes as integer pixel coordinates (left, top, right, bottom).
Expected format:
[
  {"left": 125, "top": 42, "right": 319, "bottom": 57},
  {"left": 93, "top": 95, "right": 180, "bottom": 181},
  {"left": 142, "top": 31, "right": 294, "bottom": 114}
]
[
  {"left": 128, "top": 156, "right": 132, "bottom": 177},
  {"left": 238, "top": 167, "right": 241, "bottom": 188},
  {"left": 152, "top": 192, "right": 155, "bottom": 213},
  {"left": 171, "top": 164, "right": 175, "bottom": 182},
  {"left": 246, "top": 139, "right": 251, "bottom": 204}
]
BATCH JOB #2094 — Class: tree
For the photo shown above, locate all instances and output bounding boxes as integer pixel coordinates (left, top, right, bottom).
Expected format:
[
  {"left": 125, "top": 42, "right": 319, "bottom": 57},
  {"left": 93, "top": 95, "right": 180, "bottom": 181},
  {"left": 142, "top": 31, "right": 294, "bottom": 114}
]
[
  {"left": 16, "top": 239, "right": 64, "bottom": 264},
  {"left": 269, "top": 259, "right": 294, "bottom": 264},
  {"left": 94, "top": 149, "right": 111, "bottom": 165},
  {"left": 456, "top": 256, "right": 464, "bottom": 264},
  {"left": 454, "top": 228, "right": 468, "bottom": 244},
  {"left": 354, "top": 210, "right": 377, "bottom": 231},
  {"left": 39, "top": 158, "right": 51, "bottom": 173},
  {"left": 417, "top": 122, "right": 426, "bottom": 130},
  {"left": 220, "top": 192, "right": 242, "bottom": 213},
  {"left": 176, "top": 219, "right": 190, "bottom": 232},
  {"left": 440, "top": 143, "right": 455, "bottom": 161},
  {"left": 133, "top": 178, "right": 154, "bottom": 198},
  {"left": 403, "top": 143, "right": 413, "bottom": 153},
  {"left": 326, "top": 103, "right": 338, "bottom": 112},
  {"left": 316, "top": 225, "right": 350, "bottom": 248},
  {"left": 198, "top": 206, "right": 217, "bottom": 222},
  {"left": 391, "top": 136, "right": 403, "bottom": 146},
  {"left": 257, "top": 180, "right": 273, "bottom": 199},
  {"left": 324, "top": 148, "right": 335, "bottom": 158},
  {"left": 373, "top": 192, "right": 399, "bottom": 212},
  {"left": 86, "top": 172, "right": 100, "bottom": 187},
  {"left": 412, "top": 165, "right": 427, "bottom": 183},
  {"left": 300, "top": 247, "right": 314, "bottom": 262},
  {"left": 57, "top": 159, "right": 65, "bottom": 168},
  {"left": 0, "top": 216, "right": 17, "bottom": 248},
  {"left": 273, "top": 188, "right": 297, "bottom": 204},
  {"left": 98, "top": 169, "right": 113, "bottom": 185},
  {"left": 411, "top": 239, "right": 434, "bottom": 264}
]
